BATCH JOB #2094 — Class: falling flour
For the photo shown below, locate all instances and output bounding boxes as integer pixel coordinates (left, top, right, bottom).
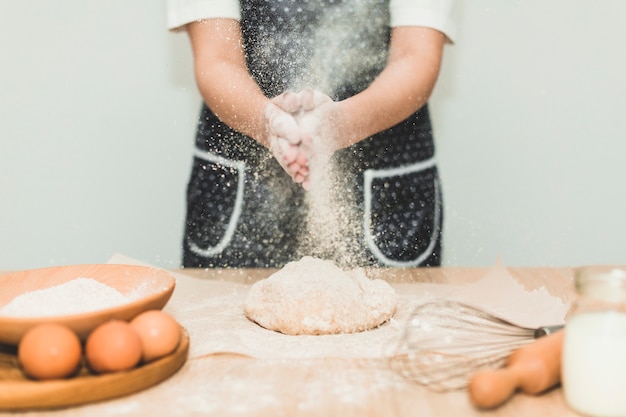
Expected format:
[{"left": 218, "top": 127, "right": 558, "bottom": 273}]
[
  {"left": 0, "top": 277, "right": 140, "bottom": 317},
  {"left": 250, "top": 0, "right": 390, "bottom": 268},
  {"left": 296, "top": 0, "right": 389, "bottom": 266}
]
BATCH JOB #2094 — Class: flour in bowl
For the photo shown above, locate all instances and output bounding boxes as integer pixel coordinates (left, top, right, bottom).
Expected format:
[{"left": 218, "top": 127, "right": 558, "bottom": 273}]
[
  {"left": 0, "top": 277, "right": 139, "bottom": 317},
  {"left": 244, "top": 256, "right": 397, "bottom": 335}
]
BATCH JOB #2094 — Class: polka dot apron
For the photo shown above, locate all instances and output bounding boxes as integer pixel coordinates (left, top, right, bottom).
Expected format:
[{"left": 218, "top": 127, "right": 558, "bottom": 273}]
[{"left": 182, "top": 0, "right": 443, "bottom": 268}]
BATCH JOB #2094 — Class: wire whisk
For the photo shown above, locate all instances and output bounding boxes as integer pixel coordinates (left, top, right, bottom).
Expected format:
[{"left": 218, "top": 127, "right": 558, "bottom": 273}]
[{"left": 389, "top": 300, "right": 563, "bottom": 392}]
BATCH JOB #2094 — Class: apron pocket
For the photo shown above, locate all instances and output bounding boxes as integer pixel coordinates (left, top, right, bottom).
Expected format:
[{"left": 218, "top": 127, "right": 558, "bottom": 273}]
[
  {"left": 363, "top": 157, "right": 442, "bottom": 267},
  {"left": 185, "top": 150, "right": 246, "bottom": 257}
]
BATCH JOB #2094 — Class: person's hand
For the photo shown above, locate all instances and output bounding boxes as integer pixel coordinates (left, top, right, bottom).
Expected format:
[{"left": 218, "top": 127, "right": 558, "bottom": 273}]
[
  {"left": 264, "top": 101, "right": 303, "bottom": 181},
  {"left": 295, "top": 89, "right": 344, "bottom": 157},
  {"left": 269, "top": 89, "right": 345, "bottom": 190},
  {"left": 267, "top": 92, "right": 311, "bottom": 187}
]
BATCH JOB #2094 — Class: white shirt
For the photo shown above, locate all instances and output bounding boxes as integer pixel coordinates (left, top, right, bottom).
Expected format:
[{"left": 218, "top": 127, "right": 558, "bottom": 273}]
[{"left": 166, "top": 0, "right": 456, "bottom": 42}]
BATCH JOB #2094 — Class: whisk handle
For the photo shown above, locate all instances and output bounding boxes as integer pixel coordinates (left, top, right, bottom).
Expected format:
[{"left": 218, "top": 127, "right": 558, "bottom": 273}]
[
  {"left": 468, "top": 330, "right": 564, "bottom": 409},
  {"left": 533, "top": 324, "right": 564, "bottom": 338}
]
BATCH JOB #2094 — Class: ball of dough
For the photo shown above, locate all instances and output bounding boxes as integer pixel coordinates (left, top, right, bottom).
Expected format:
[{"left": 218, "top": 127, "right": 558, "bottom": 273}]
[{"left": 244, "top": 256, "right": 397, "bottom": 335}]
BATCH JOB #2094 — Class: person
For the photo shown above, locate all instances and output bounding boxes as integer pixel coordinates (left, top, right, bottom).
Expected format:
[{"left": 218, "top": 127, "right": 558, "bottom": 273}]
[{"left": 167, "top": 0, "right": 455, "bottom": 269}]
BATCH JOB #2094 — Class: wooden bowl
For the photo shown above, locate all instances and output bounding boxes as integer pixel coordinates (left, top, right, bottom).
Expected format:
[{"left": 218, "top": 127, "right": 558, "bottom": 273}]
[{"left": 0, "top": 264, "right": 176, "bottom": 345}]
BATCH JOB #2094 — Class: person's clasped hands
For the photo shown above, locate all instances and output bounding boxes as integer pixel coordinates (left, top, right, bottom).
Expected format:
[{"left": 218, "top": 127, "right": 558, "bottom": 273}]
[{"left": 265, "top": 88, "right": 344, "bottom": 190}]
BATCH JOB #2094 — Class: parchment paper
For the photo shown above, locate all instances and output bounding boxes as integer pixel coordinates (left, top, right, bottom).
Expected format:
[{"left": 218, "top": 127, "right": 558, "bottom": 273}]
[{"left": 108, "top": 254, "right": 568, "bottom": 360}]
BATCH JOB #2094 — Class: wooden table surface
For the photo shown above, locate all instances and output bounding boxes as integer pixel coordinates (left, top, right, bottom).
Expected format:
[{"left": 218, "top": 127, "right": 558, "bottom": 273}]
[{"left": 0, "top": 266, "right": 584, "bottom": 417}]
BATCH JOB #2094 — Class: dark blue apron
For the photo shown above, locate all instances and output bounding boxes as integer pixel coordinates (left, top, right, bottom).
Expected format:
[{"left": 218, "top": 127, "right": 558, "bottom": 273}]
[{"left": 183, "top": 0, "right": 443, "bottom": 268}]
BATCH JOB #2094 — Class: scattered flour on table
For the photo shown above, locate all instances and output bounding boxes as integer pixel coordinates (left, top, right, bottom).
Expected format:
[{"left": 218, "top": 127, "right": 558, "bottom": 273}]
[
  {"left": 166, "top": 288, "right": 415, "bottom": 360},
  {"left": 243, "top": 256, "right": 398, "bottom": 335},
  {"left": 0, "top": 277, "right": 142, "bottom": 317}
]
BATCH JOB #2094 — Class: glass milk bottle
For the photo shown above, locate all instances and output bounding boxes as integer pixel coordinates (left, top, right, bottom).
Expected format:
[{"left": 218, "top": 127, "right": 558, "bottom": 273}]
[{"left": 562, "top": 266, "right": 626, "bottom": 417}]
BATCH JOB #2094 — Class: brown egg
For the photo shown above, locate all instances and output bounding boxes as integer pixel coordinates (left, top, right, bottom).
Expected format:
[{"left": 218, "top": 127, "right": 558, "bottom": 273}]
[
  {"left": 130, "top": 310, "right": 181, "bottom": 362},
  {"left": 18, "top": 323, "right": 82, "bottom": 380},
  {"left": 85, "top": 320, "right": 142, "bottom": 373}
]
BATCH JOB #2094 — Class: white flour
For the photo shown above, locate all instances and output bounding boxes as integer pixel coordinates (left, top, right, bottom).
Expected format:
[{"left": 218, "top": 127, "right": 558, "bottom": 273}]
[{"left": 0, "top": 277, "right": 140, "bottom": 317}]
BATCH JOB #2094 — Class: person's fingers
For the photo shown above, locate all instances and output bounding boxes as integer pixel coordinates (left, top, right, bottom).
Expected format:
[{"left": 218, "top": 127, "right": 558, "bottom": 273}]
[
  {"left": 300, "top": 88, "right": 332, "bottom": 110},
  {"left": 278, "top": 91, "right": 302, "bottom": 114},
  {"left": 266, "top": 103, "right": 301, "bottom": 145},
  {"left": 273, "top": 116, "right": 299, "bottom": 144},
  {"left": 300, "top": 134, "right": 312, "bottom": 148},
  {"left": 297, "top": 114, "right": 319, "bottom": 151},
  {"left": 277, "top": 139, "right": 298, "bottom": 164},
  {"left": 288, "top": 160, "right": 301, "bottom": 173},
  {"left": 295, "top": 152, "right": 308, "bottom": 166},
  {"left": 294, "top": 172, "right": 306, "bottom": 183},
  {"left": 270, "top": 91, "right": 302, "bottom": 113},
  {"left": 300, "top": 89, "right": 316, "bottom": 111}
]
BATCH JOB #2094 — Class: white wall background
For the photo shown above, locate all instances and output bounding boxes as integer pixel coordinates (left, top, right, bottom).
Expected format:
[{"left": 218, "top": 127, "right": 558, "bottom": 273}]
[{"left": 1, "top": 1, "right": 624, "bottom": 270}]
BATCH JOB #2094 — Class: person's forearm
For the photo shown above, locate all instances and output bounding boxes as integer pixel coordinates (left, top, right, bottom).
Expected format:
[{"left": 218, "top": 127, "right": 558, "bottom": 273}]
[
  {"left": 338, "top": 26, "right": 445, "bottom": 147},
  {"left": 195, "top": 62, "right": 270, "bottom": 146},
  {"left": 186, "top": 20, "right": 271, "bottom": 147}
]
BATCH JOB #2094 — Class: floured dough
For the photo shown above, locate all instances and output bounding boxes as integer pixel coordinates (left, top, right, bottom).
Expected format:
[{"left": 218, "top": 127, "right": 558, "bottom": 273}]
[{"left": 243, "top": 256, "right": 398, "bottom": 335}]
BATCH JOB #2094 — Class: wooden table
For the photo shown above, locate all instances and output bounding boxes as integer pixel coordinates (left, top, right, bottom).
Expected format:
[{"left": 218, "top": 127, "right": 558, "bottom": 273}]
[{"left": 0, "top": 266, "right": 583, "bottom": 417}]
